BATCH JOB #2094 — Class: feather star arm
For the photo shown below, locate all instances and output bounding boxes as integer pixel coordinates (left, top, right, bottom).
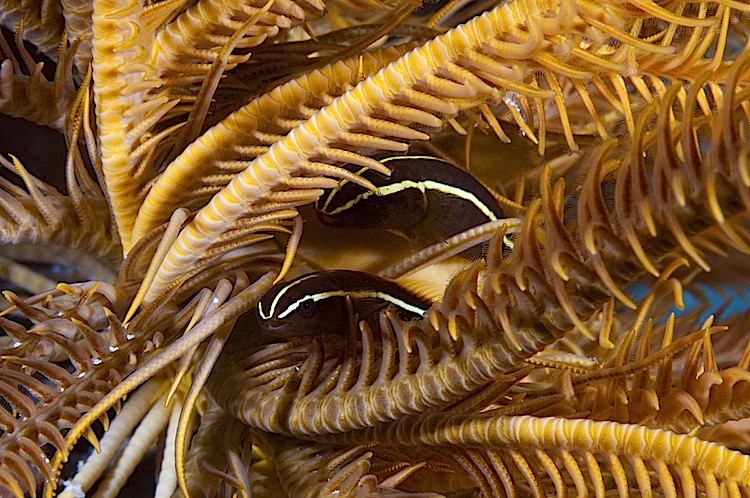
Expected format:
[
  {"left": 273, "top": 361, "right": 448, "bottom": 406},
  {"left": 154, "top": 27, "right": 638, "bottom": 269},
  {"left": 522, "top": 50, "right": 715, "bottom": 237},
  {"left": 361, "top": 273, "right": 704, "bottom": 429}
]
[{"left": 131, "top": 44, "right": 415, "bottom": 242}]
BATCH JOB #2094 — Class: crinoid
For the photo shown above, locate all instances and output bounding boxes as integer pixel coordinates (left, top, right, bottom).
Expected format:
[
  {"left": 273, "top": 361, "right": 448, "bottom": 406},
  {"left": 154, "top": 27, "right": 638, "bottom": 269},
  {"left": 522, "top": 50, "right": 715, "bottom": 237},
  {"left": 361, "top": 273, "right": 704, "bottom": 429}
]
[{"left": 3, "top": 0, "right": 750, "bottom": 496}]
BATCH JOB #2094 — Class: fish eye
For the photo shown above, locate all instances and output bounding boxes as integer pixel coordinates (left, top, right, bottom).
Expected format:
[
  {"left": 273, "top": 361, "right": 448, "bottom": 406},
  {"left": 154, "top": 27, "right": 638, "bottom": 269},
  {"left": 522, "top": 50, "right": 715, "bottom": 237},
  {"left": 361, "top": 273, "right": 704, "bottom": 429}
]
[{"left": 298, "top": 299, "right": 316, "bottom": 318}]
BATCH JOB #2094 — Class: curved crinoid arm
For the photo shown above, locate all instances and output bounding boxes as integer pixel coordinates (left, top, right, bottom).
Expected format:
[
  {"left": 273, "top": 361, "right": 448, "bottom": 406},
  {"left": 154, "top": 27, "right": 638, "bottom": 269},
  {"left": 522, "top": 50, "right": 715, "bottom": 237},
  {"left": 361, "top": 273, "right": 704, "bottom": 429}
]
[
  {"left": 55, "top": 375, "right": 173, "bottom": 498},
  {"left": 0, "top": 267, "right": 267, "bottom": 496},
  {"left": 608, "top": 318, "right": 750, "bottom": 435},
  {"left": 660, "top": 330, "right": 750, "bottom": 434},
  {"left": 522, "top": 57, "right": 750, "bottom": 339},
  {"left": 42, "top": 271, "right": 277, "bottom": 498},
  {"left": 91, "top": 0, "right": 181, "bottom": 251},
  {"left": 60, "top": 0, "right": 94, "bottom": 75},
  {"left": 175, "top": 400, "right": 257, "bottom": 498},
  {"left": 131, "top": 44, "right": 415, "bottom": 241},
  {"left": 149, "top": 0, "right": 324, "bottom": 87},
  {"left": 253, "top": 428, "right": 451, "bottom": 497},
  {"left": 333, "top": 412, "right": 750, "bottom": 497},
  {"left": 0, "top": 155, "right": 121, "bottom": 265},
  {"left": 0, "top": 286, "right": 133, "bottom": 498},
  {"left": 0, "top": 31, "right": 77, "bottom": 130},
  {"left": 499, "top": 313, "right": 750, "bottom": 437},
  {"left": 144, "top": 0, "right": 724, "bottom": 302},
  {"left": 0, "top": 0, "right": 64, "bottom": 62},
  {"left": 539, "top": 1, "right": 748, "bottom": 141}
]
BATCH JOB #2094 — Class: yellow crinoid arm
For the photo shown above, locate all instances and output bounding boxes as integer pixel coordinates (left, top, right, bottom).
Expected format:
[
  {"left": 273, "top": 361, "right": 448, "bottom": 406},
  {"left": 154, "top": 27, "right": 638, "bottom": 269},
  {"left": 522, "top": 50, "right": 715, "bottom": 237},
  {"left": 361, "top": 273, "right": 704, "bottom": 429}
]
[
  {"left": 142, "top": 0, "right": 729, "bottom": 303},
  {"left": 149, "top": 0, "right": 324, "bottom": 86},
  {"left": 91, "top": 0, "right": 179, "bottom": 252},
  {"left": 131, "top": 44, "right": 415, "bottom": 243},
  {"left": 367, "top": 413, "right": 750, "bottom": 496}
]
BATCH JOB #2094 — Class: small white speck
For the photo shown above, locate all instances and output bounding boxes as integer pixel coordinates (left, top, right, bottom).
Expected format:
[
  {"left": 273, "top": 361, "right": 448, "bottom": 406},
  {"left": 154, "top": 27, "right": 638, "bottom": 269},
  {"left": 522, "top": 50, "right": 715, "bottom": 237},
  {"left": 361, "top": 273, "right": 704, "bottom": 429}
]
[
  {"left": 61, "top": 480, "right": 85, "bottom": 498},
  {"left": 212, "top": 297, "right": 220, "bottom": 304},
  {"left": 92, "top": 358, "right": 102, "bottom": 365},
  {"left": 503, "top": 94, "right": 521, "bottom": 112},
  {"left": 126, "top": 334, "right": 134, "bottom": 340}
]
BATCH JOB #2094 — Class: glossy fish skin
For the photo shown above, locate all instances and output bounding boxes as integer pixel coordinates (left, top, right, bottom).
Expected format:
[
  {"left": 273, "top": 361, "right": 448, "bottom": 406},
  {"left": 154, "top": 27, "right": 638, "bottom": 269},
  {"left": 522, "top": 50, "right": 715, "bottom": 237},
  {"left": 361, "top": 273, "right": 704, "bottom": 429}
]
[
  {"left": 315, "top": 155, "right": 505, "bottom": 250},
  {"left": 256, "top": 269, "right": 431, "bottom": 337}
]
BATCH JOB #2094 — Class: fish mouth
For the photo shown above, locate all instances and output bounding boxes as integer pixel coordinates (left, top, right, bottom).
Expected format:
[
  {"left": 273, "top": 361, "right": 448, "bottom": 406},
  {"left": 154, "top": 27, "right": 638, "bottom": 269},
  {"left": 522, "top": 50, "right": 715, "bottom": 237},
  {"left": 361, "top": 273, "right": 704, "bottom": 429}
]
[{"left": 261, "top": 320, "right": 287, "bottom": 333}]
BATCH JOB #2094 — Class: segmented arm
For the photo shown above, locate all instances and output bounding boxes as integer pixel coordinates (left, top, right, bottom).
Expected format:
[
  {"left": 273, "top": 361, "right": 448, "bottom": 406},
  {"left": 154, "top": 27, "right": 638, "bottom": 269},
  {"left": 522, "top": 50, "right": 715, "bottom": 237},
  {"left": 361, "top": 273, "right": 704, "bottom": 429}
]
[
  {"left": 0, "top": 0, "right": 64, "bottom": 61},
  {"left": 356, "top": 413, "right": 750, "bottom": 497},
  {"left": 149, "top": 0, "right": 324, "bottom": 86},
  {"left": 0, "top": 31, "right": 76, "bottom": 130},
  {"left": 91, "top": 0, "right": 179, "bottom": 251},
  {"left": 131, "top": 45, "right": 414, "bottom": 242}
]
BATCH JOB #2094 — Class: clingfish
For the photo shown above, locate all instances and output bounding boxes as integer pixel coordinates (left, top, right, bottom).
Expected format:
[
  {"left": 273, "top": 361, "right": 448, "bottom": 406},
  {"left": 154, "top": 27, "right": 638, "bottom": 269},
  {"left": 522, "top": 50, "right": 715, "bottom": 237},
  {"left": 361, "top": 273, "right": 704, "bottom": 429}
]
[
  {"left": 315, "top": 155, "right": 505, "bottom": 256},
  {"left": 256, "top": 270, "right": 431, "bottom": 337}
]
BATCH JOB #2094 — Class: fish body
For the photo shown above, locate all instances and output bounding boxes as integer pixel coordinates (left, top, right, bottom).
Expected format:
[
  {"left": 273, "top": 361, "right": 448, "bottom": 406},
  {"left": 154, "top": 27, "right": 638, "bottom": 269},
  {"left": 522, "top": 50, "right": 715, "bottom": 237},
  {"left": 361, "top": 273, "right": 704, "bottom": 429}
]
[
  {"left": 315, "top": 155, "right": 504, "bottom": 254},
  {"left": 256, "top": 269, "right": 431, "bottom": 337}
]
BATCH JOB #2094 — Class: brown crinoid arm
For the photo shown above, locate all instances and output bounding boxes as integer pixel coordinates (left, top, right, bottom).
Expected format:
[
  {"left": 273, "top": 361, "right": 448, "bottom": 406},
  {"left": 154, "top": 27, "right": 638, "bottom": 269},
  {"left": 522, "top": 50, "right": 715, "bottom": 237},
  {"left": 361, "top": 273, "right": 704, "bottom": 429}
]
[
  {"left": 0, "top": 286, "right": 134, "bottom": 498},
  {"left": 0, "top": 269, "right": 276, "bottom": 497},
  {"left": 176, "top": 400, "right": 257, "bottom": 498},
  {"left": 0, "top": 156, "right": 121, "bottom": 265},
  {"left": 0, "top": 0, "right": 64, "bottom": 62},
  {"left": 493, "top": 313, "right": 750, "bottom": 438},
  {"left": 257, "top": 432, "right": 452, "bottom": 497},
  {"left": 131, "top": 44, "right": 415, "bottom": 243},
  {"left": 149, "top": 0, "right": 325, "bottom": 88},
  {"left": 0, "top": 31, "right": 76, "bottom": 130},
  {"left": 39, "top": 270, "right": 279, "bottom": 498}
]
